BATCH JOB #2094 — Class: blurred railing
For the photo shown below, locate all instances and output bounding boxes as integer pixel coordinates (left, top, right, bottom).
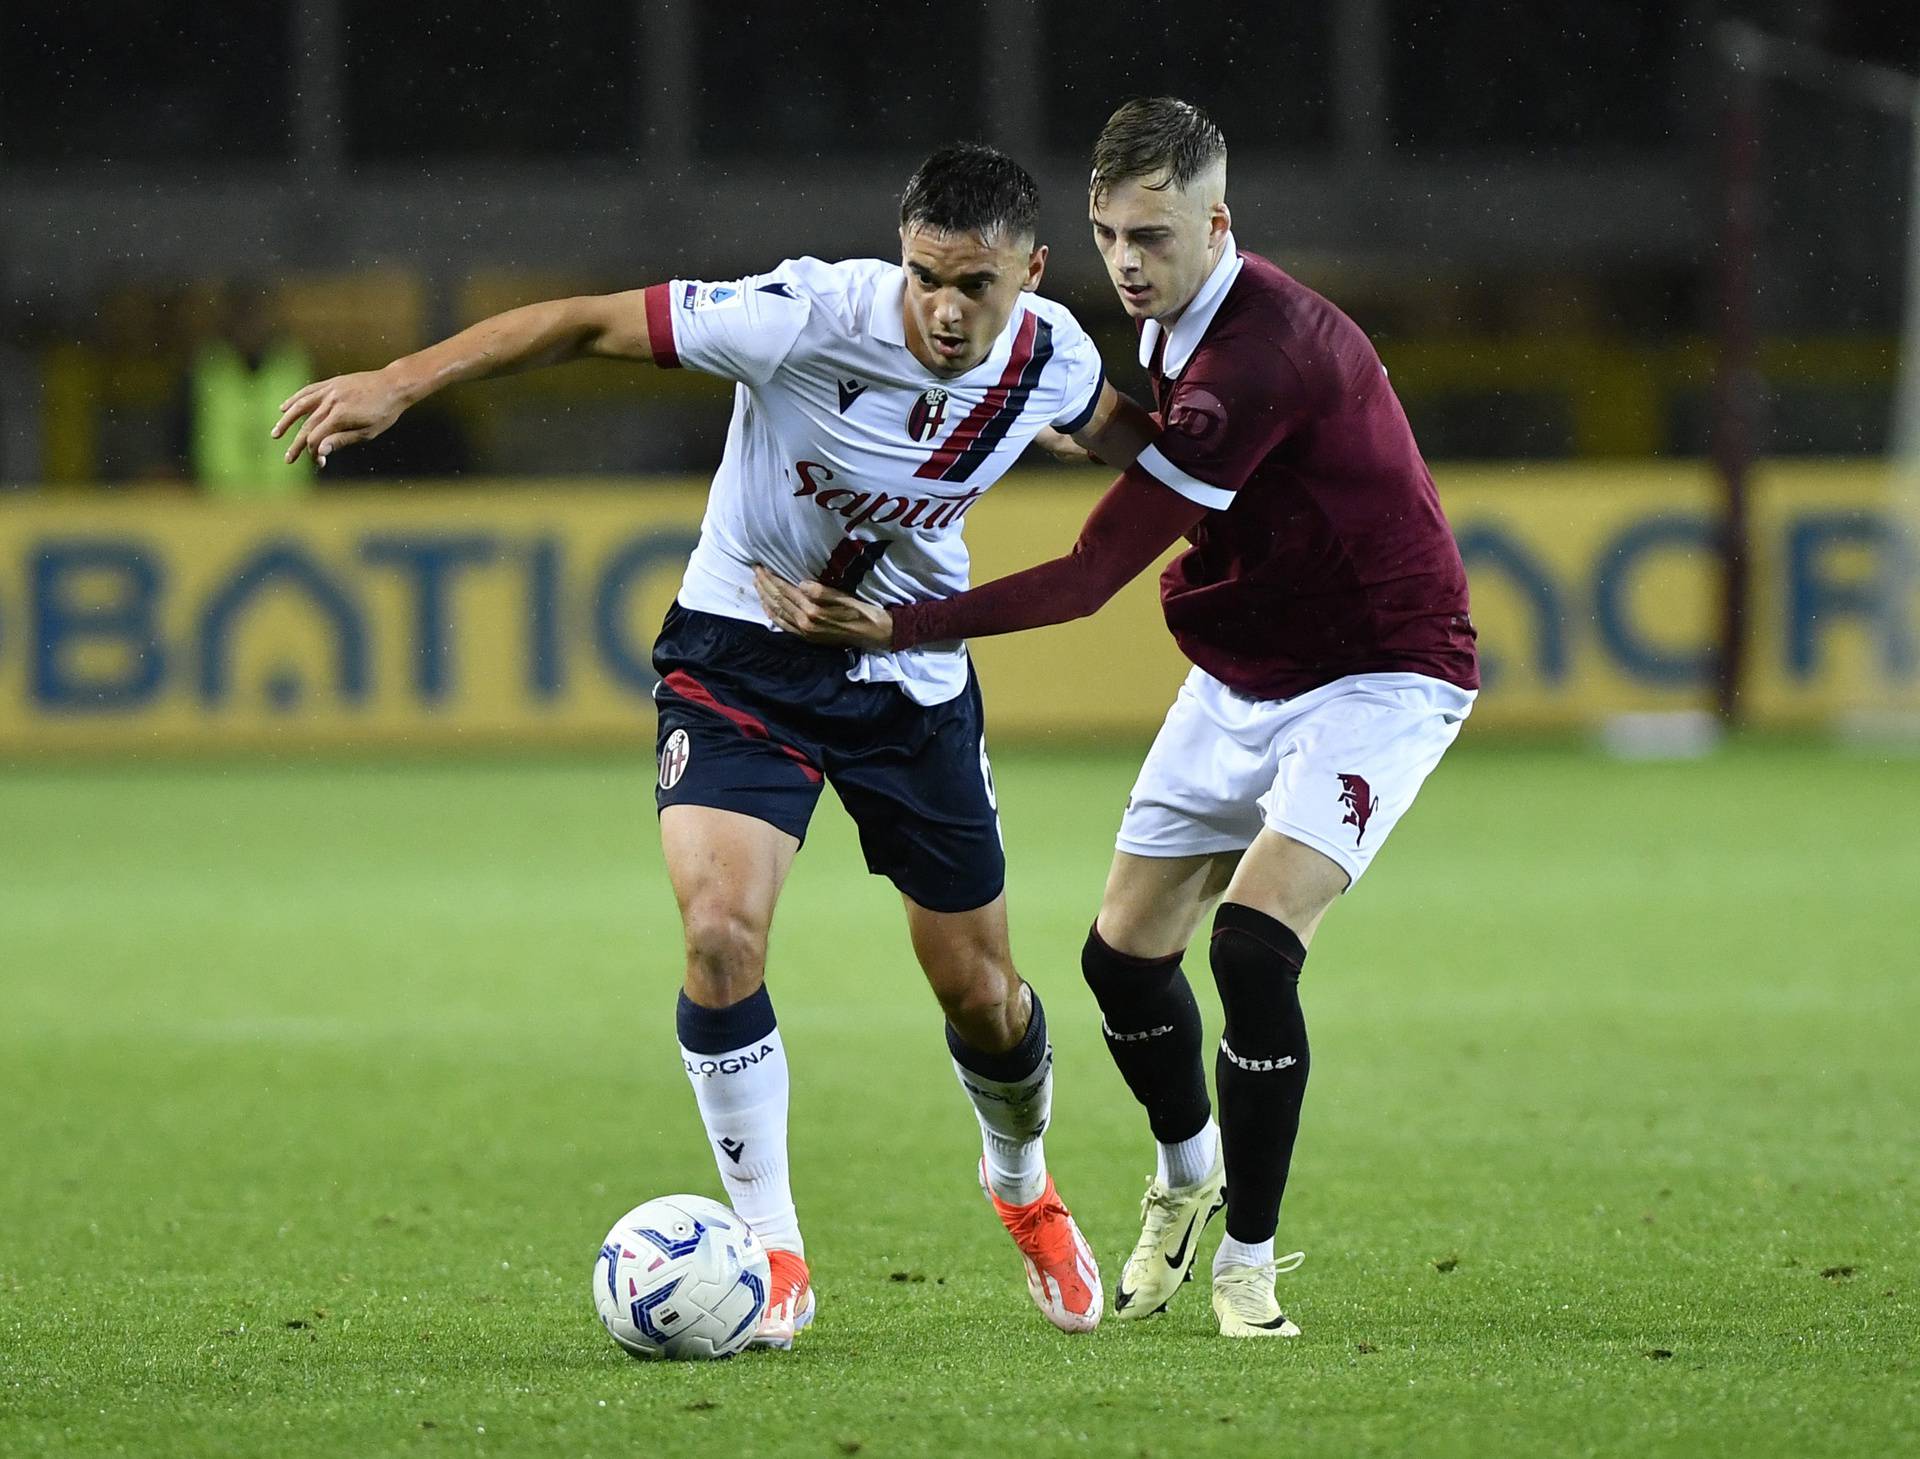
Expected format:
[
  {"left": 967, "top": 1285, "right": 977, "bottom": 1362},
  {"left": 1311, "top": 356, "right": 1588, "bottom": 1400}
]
[{"left": 25, "top": 332, "right": 1902, "bottom": 487}]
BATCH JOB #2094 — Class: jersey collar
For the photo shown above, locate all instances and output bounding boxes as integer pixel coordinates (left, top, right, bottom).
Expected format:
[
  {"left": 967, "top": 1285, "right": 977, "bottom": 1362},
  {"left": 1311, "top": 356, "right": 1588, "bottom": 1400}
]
[
  {"left": 870, "top": 268, "right": 909, "bottom": 347},
  {"left": 1137, "top": 232, "right": 1242, "bottom": 379}
]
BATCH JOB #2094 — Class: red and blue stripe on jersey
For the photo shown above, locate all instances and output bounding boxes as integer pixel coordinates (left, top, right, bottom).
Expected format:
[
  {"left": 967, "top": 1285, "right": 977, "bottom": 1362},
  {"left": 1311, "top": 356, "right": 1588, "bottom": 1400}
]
[{"left": 914, "top": 312, "right": 1053, "bottom": 484}]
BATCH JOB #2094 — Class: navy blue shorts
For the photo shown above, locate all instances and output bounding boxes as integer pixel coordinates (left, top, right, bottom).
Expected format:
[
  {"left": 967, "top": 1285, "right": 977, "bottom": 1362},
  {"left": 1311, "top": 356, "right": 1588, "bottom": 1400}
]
[{"left": 651, "top": 603, "right": 1005, "bottom": 914}]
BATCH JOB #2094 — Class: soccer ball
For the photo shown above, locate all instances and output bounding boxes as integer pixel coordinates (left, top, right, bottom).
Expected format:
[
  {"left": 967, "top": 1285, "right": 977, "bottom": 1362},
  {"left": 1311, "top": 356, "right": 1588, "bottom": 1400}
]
[{"left": 592, "top": 1195, "right": 771, "bottom": 1360}]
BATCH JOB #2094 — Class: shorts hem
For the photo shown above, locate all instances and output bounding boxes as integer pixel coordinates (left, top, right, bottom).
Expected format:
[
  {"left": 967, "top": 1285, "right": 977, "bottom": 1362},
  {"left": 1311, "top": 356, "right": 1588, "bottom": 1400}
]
[
  {"left": 655, "top": 791, "right": 812, "bottom": 847},
  {"left": 894, "top": 879, "right": 1006, "bottom": 915},
  {"left": 1114, "top": 831, "right": 1255, "bottom": 860}
]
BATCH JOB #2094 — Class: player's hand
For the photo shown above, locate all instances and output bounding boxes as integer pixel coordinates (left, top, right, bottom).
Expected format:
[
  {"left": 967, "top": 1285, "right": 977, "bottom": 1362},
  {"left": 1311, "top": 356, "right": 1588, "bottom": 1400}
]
[
  {"left": 754, "top": 566, "right": 894, "bottom": 651},
  {"left": 270, "top": 367, "right": 411, "bottom": 467},
  {"left": 1030, "top": 426, "right": 1094, "bottom": 465}
]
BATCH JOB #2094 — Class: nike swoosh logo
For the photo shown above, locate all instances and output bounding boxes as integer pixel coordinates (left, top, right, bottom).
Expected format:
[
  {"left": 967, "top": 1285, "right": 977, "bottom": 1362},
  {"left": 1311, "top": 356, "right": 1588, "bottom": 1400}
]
[
  {"left": 1113, "top": 1285, "right": 1135, "bottom": 1311},
  {"left": 1251, "top": 1313, "right": 1293, "bottom": 1329},
  {"left": 1164, "top": 1213, "right": 1201, "bottom": 1271}
]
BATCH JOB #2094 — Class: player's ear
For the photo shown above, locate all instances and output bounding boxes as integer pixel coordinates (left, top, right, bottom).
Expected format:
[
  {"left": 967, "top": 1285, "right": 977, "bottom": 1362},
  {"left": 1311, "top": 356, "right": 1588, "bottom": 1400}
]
[
  {"left": 1024, "top": 243, "right": 1048, "bottom": 293},
  {"left": 1209, "top": 203, "right": 1232, "bottom": 246}
]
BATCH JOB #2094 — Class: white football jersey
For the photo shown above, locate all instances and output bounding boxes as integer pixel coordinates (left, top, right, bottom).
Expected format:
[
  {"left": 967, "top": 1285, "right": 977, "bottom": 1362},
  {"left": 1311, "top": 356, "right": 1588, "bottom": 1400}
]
[{"left": 642, "top": 256, "right": 1105, "bottom": 705}]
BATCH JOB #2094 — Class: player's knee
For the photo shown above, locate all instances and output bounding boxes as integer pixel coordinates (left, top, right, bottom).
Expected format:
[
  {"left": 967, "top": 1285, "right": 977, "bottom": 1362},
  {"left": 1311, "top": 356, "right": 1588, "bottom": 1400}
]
[
  {"left": 1081, "top": 920, "right": 1170, "bottom": 991},
  {"left": 1089, "top": 894, "right": 1189, "bottom": 962},
  {"left": 1088, "top": 911, "right": 1135, "bottom": 963},
  {"left": 1209, "top": 903, "right": 1306, "bottom": 982},
  {"left": 937, "top": 965, "right": 1025, "bottom": 1053},
  {"left": 1209, "top": 902, "right": 1308, "bottom": 1039},
  {"left": 680, "top": 903, "right": 769, "bottom": 1001}
]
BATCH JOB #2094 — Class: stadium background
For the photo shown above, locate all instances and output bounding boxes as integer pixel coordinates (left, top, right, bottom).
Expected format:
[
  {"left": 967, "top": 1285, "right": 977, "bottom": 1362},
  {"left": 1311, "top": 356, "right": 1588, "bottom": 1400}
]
[
  {"left": 4, "top": 5, "right": 1917, "bottom": 1458},
  {"left": 3, "top": 2, "right": 1918, "bottom": 746}
]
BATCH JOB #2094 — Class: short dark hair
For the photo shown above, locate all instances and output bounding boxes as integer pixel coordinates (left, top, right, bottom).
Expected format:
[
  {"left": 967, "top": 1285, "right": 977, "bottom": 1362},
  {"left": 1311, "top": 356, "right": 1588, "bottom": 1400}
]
[
  {"left": 1089, "top": 97, "right": 1227, "bottom": 203},
  {"left": 900, "top": 143, "right": 1041, "bottom": 245}
]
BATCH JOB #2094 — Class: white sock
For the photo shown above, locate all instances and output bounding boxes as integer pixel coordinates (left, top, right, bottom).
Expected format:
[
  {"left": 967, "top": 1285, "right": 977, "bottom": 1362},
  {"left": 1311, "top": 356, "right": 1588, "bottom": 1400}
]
[
  {"left": 960, "top": 1062, "right": 1051, "bottom": 1207},
  {"left": 679, "top": 1012, "right": 802, "bottom": 1257},
  {"left": 1214, "top": 1233, "right": 1275, "bottom": 1274},
  {"left": 1156, "top": 1120, "right": 1219, "bottom": 1189},
  {"left": 948, "top": 989, "right": 1052, "bottom": 1207}
]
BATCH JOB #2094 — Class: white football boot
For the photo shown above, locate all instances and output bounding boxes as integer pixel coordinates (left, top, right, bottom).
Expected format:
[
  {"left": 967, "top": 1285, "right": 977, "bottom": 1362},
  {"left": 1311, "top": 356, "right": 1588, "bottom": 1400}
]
[
  {"left": 1110, "top": 1150, "right": 1227, "bottom": 1320},
  {"left": 1211, "top": 1250, "right": 1305, "bottom": 1338}
]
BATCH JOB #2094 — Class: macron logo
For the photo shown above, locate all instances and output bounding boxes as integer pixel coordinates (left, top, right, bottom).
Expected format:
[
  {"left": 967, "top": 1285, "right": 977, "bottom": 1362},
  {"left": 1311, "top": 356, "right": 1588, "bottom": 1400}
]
[
  {"left": 1220, "top": 1038, "right": 1297, "bottom": 1073},
  {"left": 837, "top": 378, "right": 868, "bottom": 413}
]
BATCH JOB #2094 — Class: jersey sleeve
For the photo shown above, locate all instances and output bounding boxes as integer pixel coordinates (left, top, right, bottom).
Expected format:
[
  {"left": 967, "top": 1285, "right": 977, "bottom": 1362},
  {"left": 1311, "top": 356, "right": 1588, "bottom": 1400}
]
[
  {"left": 640, "top": 264, "right": 813, "bottom": 386},
  {"left": 889, "top": 464, "right": 1204, "bottom": 650},
  {"left": 1134, "top": 337, "right": 1314, "bottom": 510},
  {"left": 1047, "top": 313, "right": 1107, "bottom": 435}
]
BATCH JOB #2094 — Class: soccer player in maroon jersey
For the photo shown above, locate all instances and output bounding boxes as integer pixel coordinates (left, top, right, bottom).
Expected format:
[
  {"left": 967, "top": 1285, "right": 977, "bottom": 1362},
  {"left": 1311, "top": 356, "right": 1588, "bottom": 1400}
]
[{"left": 757, "top": 97, "right": 1478, "bottom": 1338}]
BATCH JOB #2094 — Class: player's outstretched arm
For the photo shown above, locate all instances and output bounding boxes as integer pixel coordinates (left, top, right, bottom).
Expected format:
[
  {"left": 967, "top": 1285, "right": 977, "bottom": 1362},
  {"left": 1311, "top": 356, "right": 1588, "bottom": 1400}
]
[
  {"left": 1071, "top": 383, "right": 1158, "bottom": 469},
  {"left": 270, "top": 290, "right": 657, "bottom": 466},
  {"left": 1027, "top": 384, "right": 1156, "bottom": 467},
  {"left": 756, "top": 463, "right": 1206, "bottom": 651}
]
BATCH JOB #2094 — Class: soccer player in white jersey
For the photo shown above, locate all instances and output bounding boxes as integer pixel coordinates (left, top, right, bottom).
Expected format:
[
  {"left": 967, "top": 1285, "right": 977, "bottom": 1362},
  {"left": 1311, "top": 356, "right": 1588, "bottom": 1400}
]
[{"left": 272, "top": 145, "right": 1158, "bottom": 1344}]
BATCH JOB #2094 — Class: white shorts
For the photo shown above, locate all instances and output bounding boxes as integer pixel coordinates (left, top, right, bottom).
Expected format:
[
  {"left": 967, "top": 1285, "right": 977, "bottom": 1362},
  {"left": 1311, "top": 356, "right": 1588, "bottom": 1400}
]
[{"left": 1116, "top": 668, "right": 1475, "bottom": 886}]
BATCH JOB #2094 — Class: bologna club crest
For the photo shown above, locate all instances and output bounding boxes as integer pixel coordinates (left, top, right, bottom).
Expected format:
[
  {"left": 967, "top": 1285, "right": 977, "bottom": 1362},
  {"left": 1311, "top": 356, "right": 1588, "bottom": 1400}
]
[
  {"left": 907, "top": 387, "right": 949, "bottom": 442},
  {"left": 659, "top": 729, "right": 691, "bottom": 790}
]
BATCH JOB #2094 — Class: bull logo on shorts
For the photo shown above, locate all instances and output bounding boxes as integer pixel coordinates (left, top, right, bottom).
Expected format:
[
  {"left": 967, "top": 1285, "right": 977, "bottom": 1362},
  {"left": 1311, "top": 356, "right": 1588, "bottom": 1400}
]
[
  {"left": 907, "top": 387, "right": 949, "bottom": 442},
  {"left": 1336, "top": 773, "right": 1379, "bottom": 846},
  {"left": 659, "top": 728, "right": 691, "bottom": 790}
]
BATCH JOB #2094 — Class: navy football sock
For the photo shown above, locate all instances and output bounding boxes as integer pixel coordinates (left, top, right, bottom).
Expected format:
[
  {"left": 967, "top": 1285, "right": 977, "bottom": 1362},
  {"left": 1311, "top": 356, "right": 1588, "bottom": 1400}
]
[
  {"left": 1209, "top": 903, "right": 1310, "bottom": 1247},
  {"left": 1080, "top": 925, "right": 1212, "bottom": 1145}
]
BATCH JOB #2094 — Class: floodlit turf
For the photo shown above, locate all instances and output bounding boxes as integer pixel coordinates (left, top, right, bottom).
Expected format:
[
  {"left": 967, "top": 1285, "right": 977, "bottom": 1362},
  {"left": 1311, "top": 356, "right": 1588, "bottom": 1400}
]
[{"left": 2, "top": 739, "right": 1916, "bottom": 1458}]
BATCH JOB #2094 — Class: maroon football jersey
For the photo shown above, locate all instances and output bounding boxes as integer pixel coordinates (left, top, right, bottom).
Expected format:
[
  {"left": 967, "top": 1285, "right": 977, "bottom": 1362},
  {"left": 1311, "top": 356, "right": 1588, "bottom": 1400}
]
[{"left": 1139, "top": 246, "right": 1478, "bottom": 698}]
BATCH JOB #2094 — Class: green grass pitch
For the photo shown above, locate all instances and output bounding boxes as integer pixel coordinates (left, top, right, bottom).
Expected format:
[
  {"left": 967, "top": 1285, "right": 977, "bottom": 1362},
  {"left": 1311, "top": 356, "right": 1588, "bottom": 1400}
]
[{"left": 3, "top": 740, "right": 1915, "bottom": 1458}]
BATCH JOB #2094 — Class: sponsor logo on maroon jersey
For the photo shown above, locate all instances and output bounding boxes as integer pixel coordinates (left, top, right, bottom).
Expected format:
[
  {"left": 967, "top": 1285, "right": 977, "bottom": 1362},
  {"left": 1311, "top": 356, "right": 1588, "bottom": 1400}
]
[
  {"left": 1336, "top": 773, "right": 1379, "bottom": 845},
  {"left": 792, "top": 458, "right": 984, "bottom": 531},
  {"left": 1165, "top": 386, "right": 1228, "bottom": 449},
  {"left": 907, "top": 387, "right": 949, "bottom": 442}
]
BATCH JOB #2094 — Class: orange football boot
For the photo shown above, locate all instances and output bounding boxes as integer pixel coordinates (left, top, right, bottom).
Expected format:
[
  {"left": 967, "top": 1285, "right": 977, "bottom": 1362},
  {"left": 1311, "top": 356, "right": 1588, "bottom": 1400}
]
[
  {"left": 749, "top": 1248, "right": 815, "bottom": 1350},
  {"left": 983, "top": 1163, "right": 1103, "bottom": 1333}
]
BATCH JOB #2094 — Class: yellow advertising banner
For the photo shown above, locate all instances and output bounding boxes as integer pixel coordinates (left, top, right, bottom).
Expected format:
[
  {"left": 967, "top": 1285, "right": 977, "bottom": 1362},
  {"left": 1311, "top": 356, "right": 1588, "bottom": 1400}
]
[
  {"left": 0, "top": 465, "right": 1913, "bottom": 755},
  {"left": 1445, "top": 461, "right": 1916, "bottom": 727}
]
